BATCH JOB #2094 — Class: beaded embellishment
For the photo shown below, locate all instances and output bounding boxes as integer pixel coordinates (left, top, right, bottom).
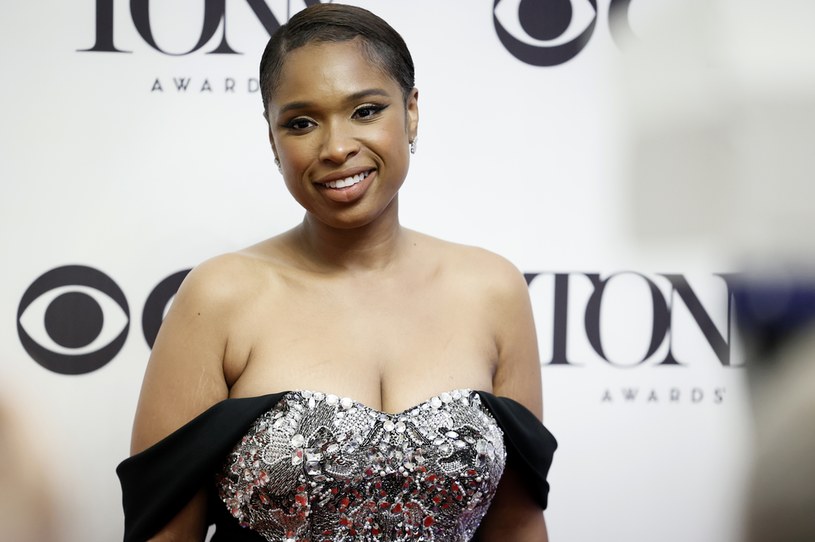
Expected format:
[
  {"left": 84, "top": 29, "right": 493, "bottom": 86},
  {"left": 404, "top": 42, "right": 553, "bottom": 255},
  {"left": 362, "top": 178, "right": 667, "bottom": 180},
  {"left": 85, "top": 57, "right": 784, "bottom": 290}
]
[{"left": 217, "top": 389, "right": 506, "bottom": 541}]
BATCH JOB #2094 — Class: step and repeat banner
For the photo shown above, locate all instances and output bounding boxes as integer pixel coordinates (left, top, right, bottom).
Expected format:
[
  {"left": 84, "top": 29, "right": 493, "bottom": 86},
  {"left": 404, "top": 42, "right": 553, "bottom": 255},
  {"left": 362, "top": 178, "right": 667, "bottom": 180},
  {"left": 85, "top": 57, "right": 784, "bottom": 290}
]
[{"left": 1, "top": 1, "right": 753, "bottom": 541}]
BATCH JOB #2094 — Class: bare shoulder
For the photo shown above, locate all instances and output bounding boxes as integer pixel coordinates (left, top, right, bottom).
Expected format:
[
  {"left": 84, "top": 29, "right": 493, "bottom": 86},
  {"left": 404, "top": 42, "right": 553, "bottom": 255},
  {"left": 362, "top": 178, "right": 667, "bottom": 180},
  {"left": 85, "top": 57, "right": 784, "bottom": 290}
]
[
  {"left": 182, "top": 250, "right": 268, "bottom": 299},
  {"left": 174, "top": 238, "right": 293, "bottom": 313},
  {"left": 408, "top": 230, "right": 528, "bottom": 299}
]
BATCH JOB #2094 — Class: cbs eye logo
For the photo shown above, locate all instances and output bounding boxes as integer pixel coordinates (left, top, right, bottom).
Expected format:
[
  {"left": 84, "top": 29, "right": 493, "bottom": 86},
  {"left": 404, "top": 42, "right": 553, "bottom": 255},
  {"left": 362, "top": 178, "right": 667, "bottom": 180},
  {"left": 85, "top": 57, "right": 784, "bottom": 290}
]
[
  {"left": 493, "top": 0, "right": 633, "bottom": 66},
  {"left": 17, "top": 265, "right": 189, "bottom": 375}
]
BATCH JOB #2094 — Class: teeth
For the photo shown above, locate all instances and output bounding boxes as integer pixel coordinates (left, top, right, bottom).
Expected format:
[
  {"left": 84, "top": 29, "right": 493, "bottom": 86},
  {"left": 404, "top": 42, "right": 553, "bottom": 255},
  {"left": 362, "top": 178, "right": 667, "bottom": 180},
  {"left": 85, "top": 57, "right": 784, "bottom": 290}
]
[{"left": 323, "top": 171, "right": 369, "bottom": 189}]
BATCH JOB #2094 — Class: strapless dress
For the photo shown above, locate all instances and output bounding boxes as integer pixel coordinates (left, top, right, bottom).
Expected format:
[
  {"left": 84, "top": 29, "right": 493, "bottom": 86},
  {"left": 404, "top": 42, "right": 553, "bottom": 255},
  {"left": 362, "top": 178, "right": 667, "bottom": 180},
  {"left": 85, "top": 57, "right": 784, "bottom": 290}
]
[{"left": 117, "top": 389, "right": 556, "bottom": 542}]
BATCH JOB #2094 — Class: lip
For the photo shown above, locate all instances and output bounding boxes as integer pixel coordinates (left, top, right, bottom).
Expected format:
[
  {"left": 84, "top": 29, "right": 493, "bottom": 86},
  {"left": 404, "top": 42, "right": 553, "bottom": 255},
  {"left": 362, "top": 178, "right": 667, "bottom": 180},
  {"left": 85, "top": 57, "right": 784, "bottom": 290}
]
[
  {"left": 314, "top": 166, "right": 375, "bottom": 185},
  {"left": 313, "top": 167, "right": 376, "bottom": 204}
]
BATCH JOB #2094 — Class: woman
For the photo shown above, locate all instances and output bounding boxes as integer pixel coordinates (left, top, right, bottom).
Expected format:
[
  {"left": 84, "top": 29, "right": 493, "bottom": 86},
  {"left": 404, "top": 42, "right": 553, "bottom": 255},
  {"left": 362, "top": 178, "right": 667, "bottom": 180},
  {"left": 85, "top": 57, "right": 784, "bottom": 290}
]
[{"left": 118, "top": 4, "right": 555, "bottom": 541}]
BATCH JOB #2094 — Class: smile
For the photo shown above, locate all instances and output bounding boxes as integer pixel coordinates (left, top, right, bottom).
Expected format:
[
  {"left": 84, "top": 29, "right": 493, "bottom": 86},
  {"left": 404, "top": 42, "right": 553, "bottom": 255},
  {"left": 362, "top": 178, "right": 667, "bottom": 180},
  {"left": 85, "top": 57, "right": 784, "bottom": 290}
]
[{"left": 320, "top": 170, "right": 372, "bottom": 189}]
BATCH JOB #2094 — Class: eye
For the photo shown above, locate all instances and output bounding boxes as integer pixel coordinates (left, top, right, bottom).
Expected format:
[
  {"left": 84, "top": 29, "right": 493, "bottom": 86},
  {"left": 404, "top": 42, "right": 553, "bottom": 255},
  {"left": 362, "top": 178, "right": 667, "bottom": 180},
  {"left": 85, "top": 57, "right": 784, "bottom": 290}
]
[
  {"left": 284, "top": 117, "right": 316, "bottom": 131},
  {"left": 17, "top": 265, "right": 129, "bottom": 375},
  {"left": 494, "top": 0, "right": 598, "bottom": 66},
  {"left": 353, "top": 104, "right": 387, "bottom": 120}
]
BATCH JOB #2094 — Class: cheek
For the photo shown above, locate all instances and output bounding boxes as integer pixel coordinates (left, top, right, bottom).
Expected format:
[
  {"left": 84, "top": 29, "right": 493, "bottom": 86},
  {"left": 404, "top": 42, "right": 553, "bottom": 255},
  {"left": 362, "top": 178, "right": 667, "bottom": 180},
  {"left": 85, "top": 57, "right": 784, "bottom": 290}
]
[
  {"left": 276, "top": 145, "right": 312, "bottom": 200},
  {"left": 278, "top": 141, "right": 313, "bottom": 174},
  {"left": 372, "top": 121, "right": 410, "bottom": 159}
]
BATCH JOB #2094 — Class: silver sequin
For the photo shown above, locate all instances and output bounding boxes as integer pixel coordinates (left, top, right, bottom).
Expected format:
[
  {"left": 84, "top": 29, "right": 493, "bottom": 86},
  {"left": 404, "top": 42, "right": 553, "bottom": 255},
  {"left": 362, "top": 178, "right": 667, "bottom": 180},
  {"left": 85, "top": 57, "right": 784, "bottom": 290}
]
[{"left": 217, "top": 390, "right": 506, "bottom": 541}]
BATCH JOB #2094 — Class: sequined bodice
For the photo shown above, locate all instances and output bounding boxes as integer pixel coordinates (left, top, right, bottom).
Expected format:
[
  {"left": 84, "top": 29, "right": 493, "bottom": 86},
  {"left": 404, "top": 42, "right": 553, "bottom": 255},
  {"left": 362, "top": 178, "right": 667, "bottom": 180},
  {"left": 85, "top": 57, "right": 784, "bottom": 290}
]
[{"left": 216, "top": 389, "right": 506, "bottom": 541}]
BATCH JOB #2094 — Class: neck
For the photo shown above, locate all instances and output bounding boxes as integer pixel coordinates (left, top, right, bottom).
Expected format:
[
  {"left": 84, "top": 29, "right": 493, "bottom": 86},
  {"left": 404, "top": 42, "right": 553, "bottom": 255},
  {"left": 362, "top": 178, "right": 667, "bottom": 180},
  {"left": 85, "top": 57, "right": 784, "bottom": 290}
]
[{"left": 295, "top": 200, "right": 405, "bottom": 273}]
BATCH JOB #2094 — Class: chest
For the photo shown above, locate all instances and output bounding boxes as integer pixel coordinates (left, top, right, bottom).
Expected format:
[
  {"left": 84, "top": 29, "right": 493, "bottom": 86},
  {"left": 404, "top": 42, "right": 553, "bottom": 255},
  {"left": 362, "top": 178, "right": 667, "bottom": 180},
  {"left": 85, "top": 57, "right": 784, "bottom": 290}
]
[{"left": 226, "top": 275, "right": 497, "bottom": 405}]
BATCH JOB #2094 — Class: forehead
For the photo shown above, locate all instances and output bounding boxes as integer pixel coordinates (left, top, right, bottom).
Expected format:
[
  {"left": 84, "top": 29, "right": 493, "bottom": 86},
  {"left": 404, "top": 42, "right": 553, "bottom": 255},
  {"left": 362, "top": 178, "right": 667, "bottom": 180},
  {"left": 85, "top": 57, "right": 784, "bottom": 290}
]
[{"left": 270, "top": 40, "right": 400, "bottom": 109}]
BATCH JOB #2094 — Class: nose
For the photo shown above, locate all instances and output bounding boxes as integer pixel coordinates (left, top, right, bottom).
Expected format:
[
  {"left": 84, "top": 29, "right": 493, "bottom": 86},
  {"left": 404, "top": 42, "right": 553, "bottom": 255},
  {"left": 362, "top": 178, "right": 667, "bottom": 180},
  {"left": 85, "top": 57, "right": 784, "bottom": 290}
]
[{"left": 319, "top": 121, "right": 359, "bottom": 164}]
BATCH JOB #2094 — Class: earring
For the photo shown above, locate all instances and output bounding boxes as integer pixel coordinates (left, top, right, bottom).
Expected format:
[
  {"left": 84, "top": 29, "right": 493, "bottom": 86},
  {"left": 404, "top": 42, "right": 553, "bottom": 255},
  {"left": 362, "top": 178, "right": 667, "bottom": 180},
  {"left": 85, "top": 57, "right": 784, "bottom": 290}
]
[
  {"left": 409, "top": 138, "right": 417, "bottom": 155},
  {"left": 274, "top": 157, "right": 282, "bottom": 173}
]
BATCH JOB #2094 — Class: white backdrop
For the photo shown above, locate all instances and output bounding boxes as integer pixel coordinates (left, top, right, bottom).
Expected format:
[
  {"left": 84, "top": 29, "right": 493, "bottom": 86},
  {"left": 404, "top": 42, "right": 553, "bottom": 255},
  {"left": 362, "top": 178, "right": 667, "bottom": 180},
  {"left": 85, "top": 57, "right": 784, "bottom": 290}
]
[{"left": 0, "top": 1, "right": 752, "bottom": 541}]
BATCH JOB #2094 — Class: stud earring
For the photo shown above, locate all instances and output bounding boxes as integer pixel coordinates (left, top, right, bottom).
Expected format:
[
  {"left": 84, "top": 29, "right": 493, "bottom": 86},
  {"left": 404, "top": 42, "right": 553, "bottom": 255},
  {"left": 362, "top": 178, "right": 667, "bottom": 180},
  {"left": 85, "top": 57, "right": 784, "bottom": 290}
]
[
  {"left": 274, "top": 157, "right": 282, "bottom": 172},
  {"left": 409, "top": 138, "right": 417, "bottom": 155}
]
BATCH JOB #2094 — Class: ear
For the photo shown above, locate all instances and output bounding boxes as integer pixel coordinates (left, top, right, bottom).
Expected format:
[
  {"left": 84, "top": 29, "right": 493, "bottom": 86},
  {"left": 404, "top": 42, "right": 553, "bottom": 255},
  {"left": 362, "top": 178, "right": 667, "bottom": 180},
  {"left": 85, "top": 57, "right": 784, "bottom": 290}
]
[{"left": 406, "top": 87, "right": 419, "bottom": 143}]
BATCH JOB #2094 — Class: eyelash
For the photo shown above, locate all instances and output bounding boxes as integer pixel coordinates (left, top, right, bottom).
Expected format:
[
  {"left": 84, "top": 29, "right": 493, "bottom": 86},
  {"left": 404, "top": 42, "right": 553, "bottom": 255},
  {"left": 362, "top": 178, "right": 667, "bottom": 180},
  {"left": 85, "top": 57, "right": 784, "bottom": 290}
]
[
  {"left": 282, "top": 103, "right": 388, "bottom": 132},
  {"left": 353, "top": 103, "right": 388, "bottom": 119},
  {"left": 283, "top": 118, "right": 315, "bottom": 131}
]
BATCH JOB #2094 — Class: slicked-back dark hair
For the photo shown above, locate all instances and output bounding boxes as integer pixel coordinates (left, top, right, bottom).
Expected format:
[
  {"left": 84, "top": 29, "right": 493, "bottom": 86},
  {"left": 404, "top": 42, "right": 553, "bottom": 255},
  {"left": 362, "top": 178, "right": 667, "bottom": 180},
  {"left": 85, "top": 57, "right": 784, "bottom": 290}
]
[{"left": 259, "top": 4, "right": 415, "bottom": 116}]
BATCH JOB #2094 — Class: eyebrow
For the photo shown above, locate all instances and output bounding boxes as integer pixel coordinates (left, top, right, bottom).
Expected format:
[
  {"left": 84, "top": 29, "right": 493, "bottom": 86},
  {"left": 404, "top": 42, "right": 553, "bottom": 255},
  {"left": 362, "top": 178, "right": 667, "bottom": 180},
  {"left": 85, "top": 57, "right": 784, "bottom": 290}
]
[{"left": 277, "top": 88, "right": 392, "bottom": 116}]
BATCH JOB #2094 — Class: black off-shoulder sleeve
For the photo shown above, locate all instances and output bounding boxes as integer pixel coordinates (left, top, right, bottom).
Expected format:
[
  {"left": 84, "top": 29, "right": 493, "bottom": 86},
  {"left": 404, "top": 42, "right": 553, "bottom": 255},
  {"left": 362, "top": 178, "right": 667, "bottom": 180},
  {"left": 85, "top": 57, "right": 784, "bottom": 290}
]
[
  {"left": 116, "top": 393, "right": 286, "bottom": 542},
  {"left": 476, "top": 391, "right": 557, "bottom": 509}
]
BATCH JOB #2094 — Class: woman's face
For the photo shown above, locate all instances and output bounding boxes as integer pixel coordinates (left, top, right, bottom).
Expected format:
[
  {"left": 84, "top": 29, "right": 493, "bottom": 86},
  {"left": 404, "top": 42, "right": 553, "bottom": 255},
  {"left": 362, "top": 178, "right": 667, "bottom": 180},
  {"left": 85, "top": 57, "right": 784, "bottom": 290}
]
[{"left": 266, "top": 39, "right": 419, "bottom": 230}]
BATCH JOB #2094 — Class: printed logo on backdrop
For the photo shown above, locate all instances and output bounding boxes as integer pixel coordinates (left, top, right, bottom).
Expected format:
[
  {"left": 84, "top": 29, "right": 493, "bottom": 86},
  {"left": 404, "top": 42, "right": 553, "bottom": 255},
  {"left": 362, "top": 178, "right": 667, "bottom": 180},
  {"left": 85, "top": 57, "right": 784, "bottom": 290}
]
[
  {"left": 79, "top": 0, "right": 333, "bottom": 94},
  {"left": 526, "top": 272, "right": 743, "bottom": 405},
  {"left": 493, "top": 0, "right": 634, "bottom": 66},
  {"left": 17, "top": 266, "right": 130, "bottom": 375},
  {"left": 80, "top": 0, "right": 637, "bottom": 94},
  {"left": 17, "top": 266, "right": 189, "bottom": 375}
]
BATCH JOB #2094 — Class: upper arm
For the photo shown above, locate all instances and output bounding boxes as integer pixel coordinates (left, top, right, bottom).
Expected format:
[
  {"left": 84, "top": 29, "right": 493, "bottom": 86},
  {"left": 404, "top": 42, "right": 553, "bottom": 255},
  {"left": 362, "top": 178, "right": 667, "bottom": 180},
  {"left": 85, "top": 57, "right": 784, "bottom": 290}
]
[
  {"left": 476, "top": 253, "right": 548, "bottom": 539},
  {"left": 486, "top": 255, "right": 542, "bottom": 419},
  {"left": 131, "top": 258, "right": 237, "bottom": 454},
  {"left": 129, "top": 257, "right": 241, "bottom": 540}
]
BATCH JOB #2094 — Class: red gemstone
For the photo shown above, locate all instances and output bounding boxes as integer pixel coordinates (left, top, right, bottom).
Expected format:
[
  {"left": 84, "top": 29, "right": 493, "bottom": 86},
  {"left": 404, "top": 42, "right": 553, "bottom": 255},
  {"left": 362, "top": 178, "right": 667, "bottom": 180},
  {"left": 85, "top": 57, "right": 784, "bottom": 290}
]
[{"left": 424, "top": 516, "right": 434, "bottom": 527}]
